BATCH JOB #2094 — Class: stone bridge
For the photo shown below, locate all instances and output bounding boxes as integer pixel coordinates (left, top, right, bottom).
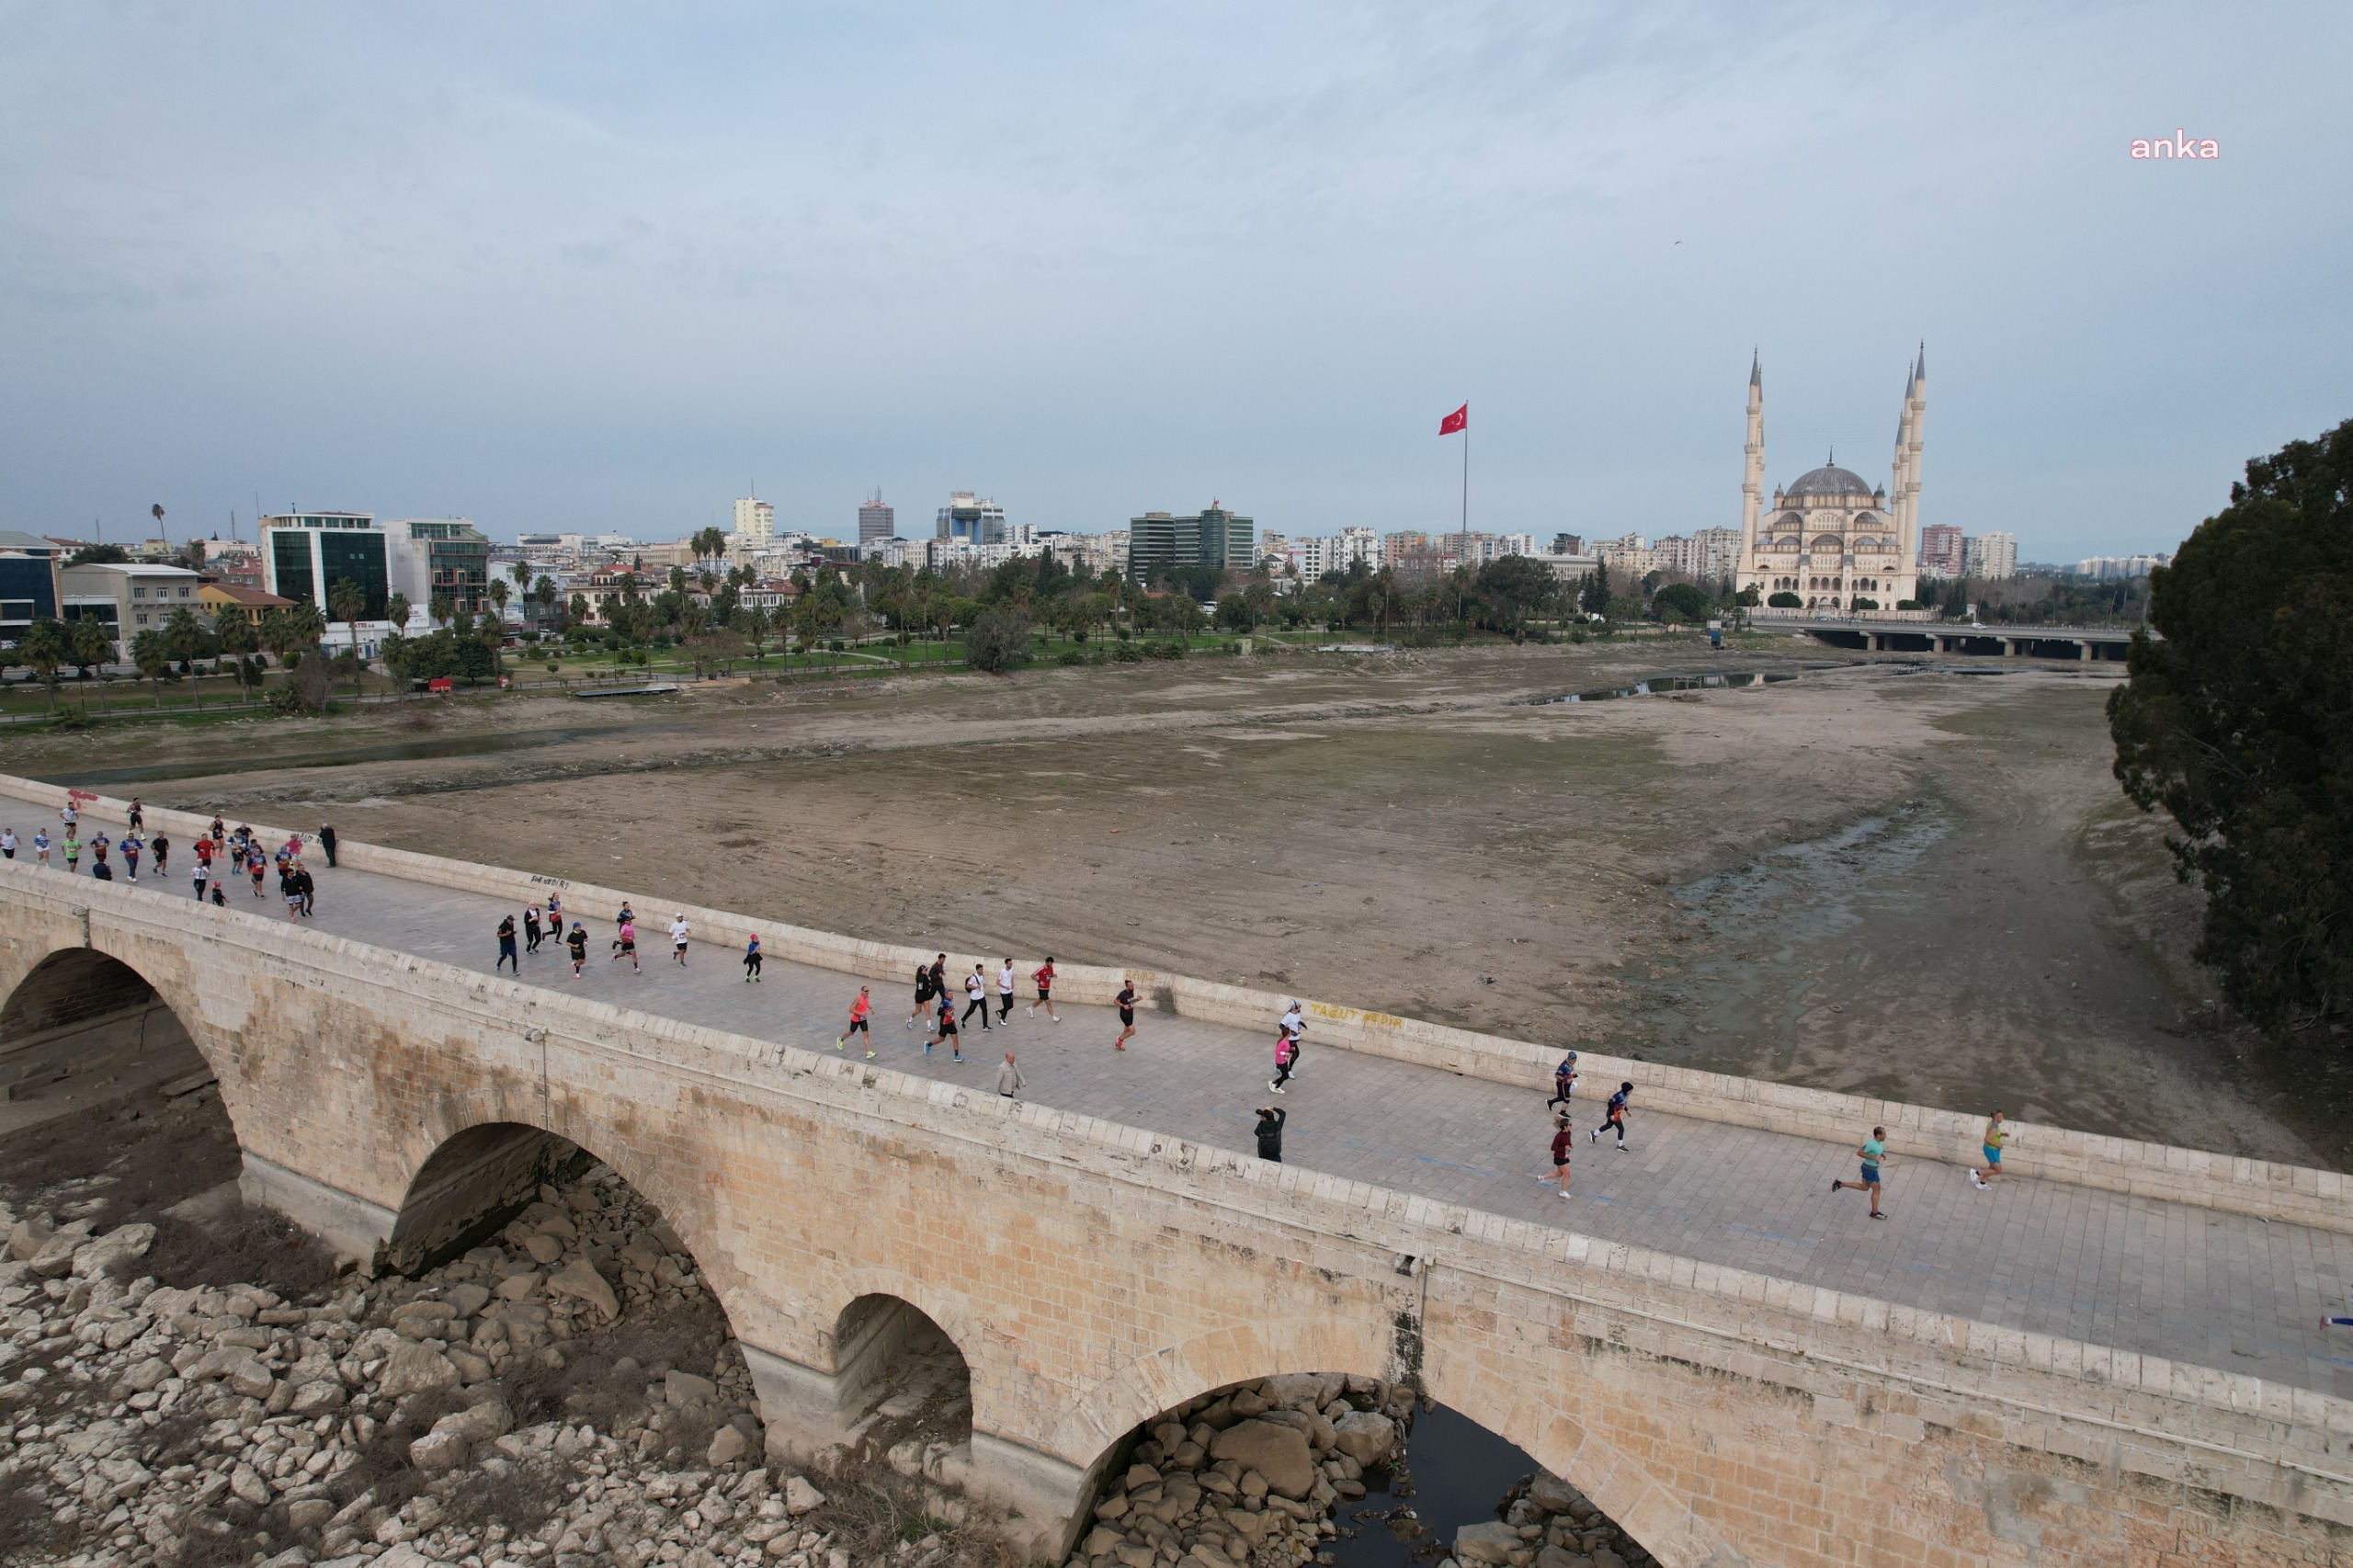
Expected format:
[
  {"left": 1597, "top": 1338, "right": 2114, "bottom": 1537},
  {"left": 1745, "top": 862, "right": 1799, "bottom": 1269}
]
[{"left": 3, "top": 776, "right": 2351, "bottom": 1568}]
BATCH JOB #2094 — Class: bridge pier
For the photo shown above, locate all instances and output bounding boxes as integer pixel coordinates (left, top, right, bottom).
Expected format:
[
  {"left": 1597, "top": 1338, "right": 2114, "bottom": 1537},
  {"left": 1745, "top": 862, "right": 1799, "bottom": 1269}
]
[{"left": 238, "top": 1152, "right": 398, "bottom": 1268}]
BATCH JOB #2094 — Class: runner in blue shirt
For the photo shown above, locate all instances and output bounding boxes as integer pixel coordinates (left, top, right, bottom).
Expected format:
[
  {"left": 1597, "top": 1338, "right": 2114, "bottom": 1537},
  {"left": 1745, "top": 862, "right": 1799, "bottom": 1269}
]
[{"left": 1832, "top": 1126, "right": 1889, "bottom": 1220}]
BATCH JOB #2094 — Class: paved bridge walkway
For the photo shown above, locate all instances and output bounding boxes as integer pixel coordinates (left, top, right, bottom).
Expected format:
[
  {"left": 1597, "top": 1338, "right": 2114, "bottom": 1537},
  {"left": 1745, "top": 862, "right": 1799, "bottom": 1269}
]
[{"left": 32, "top": 806, "right": 2353, "bottom": 1403}]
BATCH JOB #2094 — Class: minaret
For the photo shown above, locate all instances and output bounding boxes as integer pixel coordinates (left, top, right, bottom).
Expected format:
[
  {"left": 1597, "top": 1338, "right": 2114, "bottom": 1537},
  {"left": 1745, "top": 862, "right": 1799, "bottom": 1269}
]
[
  {"left": 1895, "top": 345, "right": 1926, "bottom": 575},
  {"left": 1740, "top": 349, "right": 1765, "bottom": 562}
]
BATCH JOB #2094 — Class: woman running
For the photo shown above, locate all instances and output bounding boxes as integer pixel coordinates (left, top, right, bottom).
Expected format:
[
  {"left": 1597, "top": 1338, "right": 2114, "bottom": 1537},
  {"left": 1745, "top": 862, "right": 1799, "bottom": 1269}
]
[
  {"left": 248, "top": 846, "right": 267, "bottom": 897},
  {"left": 744, "top": 933, "right": 763, "bottom": 982},
  {"left": 907, "top": 960, "right": 936, "bottom": 1029},
  {"left": 611, "top": 915, "right": 639, "bottom": 971}
]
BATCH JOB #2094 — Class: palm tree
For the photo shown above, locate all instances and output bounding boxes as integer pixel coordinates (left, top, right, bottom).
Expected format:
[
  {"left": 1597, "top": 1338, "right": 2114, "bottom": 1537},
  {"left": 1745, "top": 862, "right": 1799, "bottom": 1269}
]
[
  {"left": 215, "top": 613, "right": 257, "bottom": 704},
  {"left": 510, "top": 560, "right": 531, "bottom": 594},
  {"left": 131, "top": 630, "right": 171, "bottom": 707},
  {"left": 489, "top": 578, "right": 510, "bottom": 630},
  {"left": 429, "top": 592, "right": 453, "bottom": 629},
  {"left": 328, "top": 577, "right": 368, "bottom": 704},
  {"left": 256, "top": 607, "right": 294, "bottom": 671},
  {"left": 163, "top": 604, "right": 207, "bottom": 675},
  {"left": 693, "top": 525, "right": 728, "bottom": 562},
  {"left": 17, "top": 619, "right": 64, "bottom": 713},
  {"left": 386, "top": 592, "right": 412, "bottom": 636},
  {"left": 737, "top": 605, "right": 770, "bottom": 665},
  {"left": 68, "top": 618, "right": 115, "bottom": 710}
]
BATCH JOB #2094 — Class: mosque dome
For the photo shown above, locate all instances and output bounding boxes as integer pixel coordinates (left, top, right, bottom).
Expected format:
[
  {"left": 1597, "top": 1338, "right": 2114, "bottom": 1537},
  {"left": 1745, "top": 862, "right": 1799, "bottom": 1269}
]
[{"left": 1785, "top": 464, "right": 1876, "bottom": 499}]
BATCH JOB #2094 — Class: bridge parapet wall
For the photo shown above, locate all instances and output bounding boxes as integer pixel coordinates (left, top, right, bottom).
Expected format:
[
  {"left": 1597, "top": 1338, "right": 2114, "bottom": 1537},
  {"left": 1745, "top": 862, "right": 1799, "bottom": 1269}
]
[
  {"left": 5, "top": 855, "right": 2353, "bottom": 1563},
  {"left": 6, "top": 770, "right": 2342, "bottom": 1238}
]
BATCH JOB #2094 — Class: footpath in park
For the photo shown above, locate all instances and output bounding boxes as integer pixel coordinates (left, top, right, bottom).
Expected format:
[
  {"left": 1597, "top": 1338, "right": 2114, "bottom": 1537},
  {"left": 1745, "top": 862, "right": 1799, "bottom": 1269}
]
[{"left": 23, "top": 802, "right": 2353, "bottom": 1402}]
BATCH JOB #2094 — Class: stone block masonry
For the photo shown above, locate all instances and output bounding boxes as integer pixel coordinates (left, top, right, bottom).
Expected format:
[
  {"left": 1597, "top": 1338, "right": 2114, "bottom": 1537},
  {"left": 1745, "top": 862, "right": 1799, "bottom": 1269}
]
[{"left": 6, "top": 780, "right": 2353, "bottom": 1563}]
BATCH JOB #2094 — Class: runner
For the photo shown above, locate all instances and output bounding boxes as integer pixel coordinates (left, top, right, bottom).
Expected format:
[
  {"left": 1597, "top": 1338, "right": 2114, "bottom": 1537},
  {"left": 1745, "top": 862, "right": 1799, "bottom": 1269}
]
[
  {"left": 0, "top": 827, "right": 14, "bottom": 861},
  {"left": 247, "top": 845, "right": 267, "bottom": 897},
  {"left": 2323, "top": 1292, "right": 2353, "bottom": 1331},
  {"left": 152, "top": 834, "right": 169, "bottom": 875},
  {"left": 1590, "top": 1083, "right": 1632, "bottom": 1152},
  {"left": 996, "top": 959, "right": 1017, "bottom": 1024},
  {"left": 1540, "top": 1115, "right": 1574, "bottom": 1199},
  {"left": 121, "top": 831, "right": 142, "bottom": 881},
  {"left": 1546, "top": 1051, "right": 1579, "bottom": 1113},
  {"left": 496, "top": 914, "right": 519, "bottom": 972},
  {"left": 522, "top": 903, "right": 542, "bottom": 953},
  {"left": 837, "top": 985, "right": 874, "bottom": 1056},
  {"left": 1969, "top": 1110, "right": 2006, "bottom": 1189},
  {"left": 1831, "top": 1126, "right": 1890, "bottom": 1220},
  {"left": 927, "top": 953, "right": 948, "bottom": 1009},
  {"left": 127, "top": 797, "right": 143, "bottom": 832},
  {"left": 209, "top": 815, "right": 224, "bottom": 846},
  {"left": 1029, "top": 956, "right": 1060, "bottom": 1022},
  {"left": 193, "top": 834, "right": 212, "bottom": 882},
  {"left": 926, "top": 993, "right": 962, "bottom": 1061},
  {"left": 545, "top": 892, "right": 563, "bottom": 934},
  {"left": 566, "top": 921, "right": 590, "bottom": 977},
  {"left": 1255, "top": 1105, "right": 1287, "bottom": 1164},
  {"left": 190, "top": 857, "right": 209, "bottom": 901},
  {"left": 907, "top": 960, "right": 936, "bottom": 1029},
  {"left": 668, "top": 913, "right": 690, "bottom": 966},
  {"left": 279, "top": 859, "right": 302, "bottom": 918},
  {"left": 33, "top": 828, "right": 50, "bottom": 867},
  {"left": 743, "top": 932, "right": 763, "bottom": 982},
  {"left": 209, "top": 881, "right": 227, "bottom": 907},
  {"left": 90, "top": 831, "right": 110, "bottom": 872},
  {"left": 962, "top": 966, "right": 992, "bottom": 1032},
  {"left": 62, "top": 832, "right": 79, "bottom": 874},
  {"left": 611, "top": 915, "right": 639, "bottom": 971},
  {"left": 615, "top": 900, "right": 635, "bottom": 939},
  {"left": 293, "top": 860, "right": 316, "bottom": 916},
  {"left": 60, "top": 800, "right": 76, "bottom": 832},
  {"left": 1269, "top": 1033, "right": 1296, "bottom": 1095},
  {"left": 1113, "top": 976, "right": 1138, "bottom": 1051}
]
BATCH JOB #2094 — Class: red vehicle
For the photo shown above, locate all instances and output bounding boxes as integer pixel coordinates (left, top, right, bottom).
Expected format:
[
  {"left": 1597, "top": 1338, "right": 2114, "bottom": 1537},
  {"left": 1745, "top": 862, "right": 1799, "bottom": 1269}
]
[{"left": 426, "top": 676, "right": 454, "bottom": 694}]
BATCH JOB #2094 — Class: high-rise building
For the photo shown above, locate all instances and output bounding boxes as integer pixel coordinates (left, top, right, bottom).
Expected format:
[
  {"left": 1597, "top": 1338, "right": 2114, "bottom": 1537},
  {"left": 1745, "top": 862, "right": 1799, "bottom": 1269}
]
[
  {"left": 1126, "top": 502, "right": 1255, "bottom": 583},
  {"left": 858, "top": 492, "right": 896, "bottom": 551},
  {"left": 1918, "top": 524, "right": 1964, "bottom": 579},
  {"left": 0, "top": 530, "right": 63, "bottom": 650},
  {"left": 388, "top": 518, "right": 493, "bottom": 617},
  {"left": 936, "top": 492, "right": 1006, "bottom": 545},
  {"left": 733, "top": 496, "right": 775, "bottom": 545},
  {"left": 1962, "top": 531, "right": 2018, "bottom": 580},
  {"left": 262, "top": 511, "right": 392, "bottom": 619}
]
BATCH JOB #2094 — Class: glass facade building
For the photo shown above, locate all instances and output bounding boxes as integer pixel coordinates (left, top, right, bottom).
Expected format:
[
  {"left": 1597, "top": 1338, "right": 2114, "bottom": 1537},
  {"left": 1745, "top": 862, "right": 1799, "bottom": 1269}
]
[{"left": 1126, "top": 504, "right": 1256, "bottom": 584}]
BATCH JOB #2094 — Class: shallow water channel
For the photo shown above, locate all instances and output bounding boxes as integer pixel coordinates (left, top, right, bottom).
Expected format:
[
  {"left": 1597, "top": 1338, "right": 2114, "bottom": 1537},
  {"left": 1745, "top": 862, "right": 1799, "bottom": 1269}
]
[{"left": 1327, "top": 1403, "right": 1532, "bottom": 1568}]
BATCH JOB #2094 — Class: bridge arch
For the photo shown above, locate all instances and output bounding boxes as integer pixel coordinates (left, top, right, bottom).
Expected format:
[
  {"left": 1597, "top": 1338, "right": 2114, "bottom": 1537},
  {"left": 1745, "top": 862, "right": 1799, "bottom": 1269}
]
[{"left": 0, "top": 941, "right": 233, "bottom": 1140}]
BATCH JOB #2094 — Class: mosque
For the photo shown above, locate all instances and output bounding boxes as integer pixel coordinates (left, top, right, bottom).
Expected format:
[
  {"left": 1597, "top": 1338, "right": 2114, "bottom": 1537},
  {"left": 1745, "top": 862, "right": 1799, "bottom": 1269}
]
[{"left": 1737, "top": 347, "right": 1925, "bottom": 610}]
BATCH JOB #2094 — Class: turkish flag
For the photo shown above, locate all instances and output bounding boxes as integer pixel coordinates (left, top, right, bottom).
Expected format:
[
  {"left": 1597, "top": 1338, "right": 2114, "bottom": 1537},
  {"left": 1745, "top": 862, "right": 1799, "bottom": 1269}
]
[{"left": 1438, "top": 403, "right": 1468, "bottom": 436}]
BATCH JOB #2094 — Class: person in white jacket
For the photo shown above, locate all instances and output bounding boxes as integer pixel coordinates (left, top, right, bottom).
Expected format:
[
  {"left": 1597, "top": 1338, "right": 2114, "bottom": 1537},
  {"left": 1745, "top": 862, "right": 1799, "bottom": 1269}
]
[{"left": 995, "top": 1051, "right": 1025, "bottom": 1100}]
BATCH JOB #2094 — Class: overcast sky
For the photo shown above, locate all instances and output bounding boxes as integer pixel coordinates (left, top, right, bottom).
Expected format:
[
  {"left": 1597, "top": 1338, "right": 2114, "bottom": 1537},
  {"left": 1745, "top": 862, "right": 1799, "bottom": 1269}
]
[{"left": 4, "top": 2, "right": 2347, "bottom": 562}]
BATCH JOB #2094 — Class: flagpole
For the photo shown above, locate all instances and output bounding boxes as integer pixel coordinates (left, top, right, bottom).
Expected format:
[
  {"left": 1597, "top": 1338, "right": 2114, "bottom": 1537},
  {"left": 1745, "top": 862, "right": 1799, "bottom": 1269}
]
[{"left": 1461, "top": 412, "right": 1469, "bottom": 536}]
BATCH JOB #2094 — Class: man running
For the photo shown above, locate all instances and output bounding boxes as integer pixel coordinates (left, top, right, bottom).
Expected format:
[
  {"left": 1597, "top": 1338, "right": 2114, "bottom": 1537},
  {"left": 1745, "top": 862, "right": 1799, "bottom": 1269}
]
[
  {"left": 1546, "top": 1051, "right": 1579, "bottom": 1114},
  {"left": 63, "top": 832, "right": 79, "bottom": 874},
  {"left": 996, "top": 959, "right": 1017, "bottom": 1024},
  {"left": 961, "top": 966, "right": 992, "bottom": 1032},
  {"left": 1255, "top": 1105, "right": 1287, "bottom": 1163},
  {"left": 123, "top": 832, "right": 144, "bottom": 881},
  {"left": 1590, "top": 1082, "right": 1631, "bottom": 1152},
  {"left": 127, "top": 797, "right": 143, "bottom": 832},
  {"left": 1540, "top": 1115, "right": 1574, "bottom": 1199},
  {"left": 837, "top": 985, "right": 874, "bottom": 1056},
  {"left": 33, "top": 827, "right": 50, "bottom": 867},
  {"left": 907, "top": 960, "right": 936, "bottom": 1030},
  {"left": 744, "top": 932, "right": 763, "bottom": 982},
  {"left": 152, "top": 834, "right": 168, "bottom": 875},
  {"left": 611, "top": 915, "right": 639, "bottom": 971},
  {"left": 1113, "top": 976, "right": 1138, "bottom": 1051},
  {"left": 1029, "top": 957, "right": 1059, "bottom": 1022},
  {"left": 566, "top": 920, "right": 590, "bottom": 977},
  {"left": 294, "top": 860, "right": 315, "bottom": 916},
  {"left": 1831, "top": 1127, "right": 1890, "bottom": 1220},
  {"left": 524, "top": 903, "right": 544, "bottom": 954},
  {"left": 278, "top": 859, "right": 302, "bottom": 918},
  {"left": 190, "top": 857, "right": 209, "bottom": 901},
  {"left": 61, "top": 800, "right": 76, "bottom": 832},
  {"left": 1969, "top": 1110, "right": 2006, "bottom": 1189},
  {"left": 926, "top": 993, "right": 962, "bottom": 1062},
  {"left": 496, "top": 915, "right": 519, "bottom": 972},
  {"left": 1, "top": 827, "right": 15, "bottom": 861},
  {"left": 668, "top": 913, "right": 690, "bottom": 966}
]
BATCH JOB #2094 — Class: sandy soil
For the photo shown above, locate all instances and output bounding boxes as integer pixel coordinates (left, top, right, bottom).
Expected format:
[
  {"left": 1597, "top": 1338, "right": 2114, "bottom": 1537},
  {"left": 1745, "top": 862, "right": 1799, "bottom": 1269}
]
[{"left": 11, "top": 636, "right": 2330, "bottom": 1167}]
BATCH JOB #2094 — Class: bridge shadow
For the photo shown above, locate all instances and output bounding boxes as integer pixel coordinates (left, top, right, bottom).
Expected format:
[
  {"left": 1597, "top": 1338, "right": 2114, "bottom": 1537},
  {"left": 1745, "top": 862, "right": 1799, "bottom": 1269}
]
[
  {"left": 827, "top": 1293, "right": 974, "bottom": 1482},
  {"left": 1076, "top": 1377, "right": 1653, "bottom": 1568},
  {"left": 1, "top": 947, "right": 208, "bottom": 1114}
]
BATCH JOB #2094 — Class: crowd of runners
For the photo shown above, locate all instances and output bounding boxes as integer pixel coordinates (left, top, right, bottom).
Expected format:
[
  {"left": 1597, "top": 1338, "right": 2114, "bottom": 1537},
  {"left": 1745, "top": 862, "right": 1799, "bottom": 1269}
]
[
  {"left": 2, "top": 797, "right": 2022, "bottom": 1226},
  {"left": 2, "top": 797, "right": 325, "bottom": 919}
]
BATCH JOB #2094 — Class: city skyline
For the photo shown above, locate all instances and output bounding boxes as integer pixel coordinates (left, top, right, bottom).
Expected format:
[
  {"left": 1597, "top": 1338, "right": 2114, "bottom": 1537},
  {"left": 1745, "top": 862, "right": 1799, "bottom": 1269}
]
[{"left": 4, "top": 5, "right": 2347, "bottom": 562}]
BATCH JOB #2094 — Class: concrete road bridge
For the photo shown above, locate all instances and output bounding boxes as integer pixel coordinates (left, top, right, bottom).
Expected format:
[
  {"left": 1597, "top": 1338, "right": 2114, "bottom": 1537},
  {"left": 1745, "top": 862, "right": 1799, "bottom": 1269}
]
[
  {"left": 1752, "top": 618, "right": 2140, "bottom": 662},
  {"left": 3, "top": 774, "right": 2350, "bottom": 1567}
]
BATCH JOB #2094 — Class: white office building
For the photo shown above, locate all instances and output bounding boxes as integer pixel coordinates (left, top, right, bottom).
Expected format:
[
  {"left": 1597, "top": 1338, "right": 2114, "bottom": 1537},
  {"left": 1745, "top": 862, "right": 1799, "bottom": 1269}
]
[{"left": 1962, "top": 531, "right": 2018, "bottom": 580}]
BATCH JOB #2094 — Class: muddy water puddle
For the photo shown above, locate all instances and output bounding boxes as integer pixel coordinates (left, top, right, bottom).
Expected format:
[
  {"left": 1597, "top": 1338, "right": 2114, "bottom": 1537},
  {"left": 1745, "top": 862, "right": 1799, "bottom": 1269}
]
[
  {"left": 1328, "top": 1403, "right": 1538, "bottom": 1568},
  {"left": 1525, "top": 670, "right": 1800, "bottom": 704},
  {"left": 36, "top": 723, "right": 637, "bottom": 787},
  {"left": 1613, "top": 803, "right": 1953, "bottom": 1071}
]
